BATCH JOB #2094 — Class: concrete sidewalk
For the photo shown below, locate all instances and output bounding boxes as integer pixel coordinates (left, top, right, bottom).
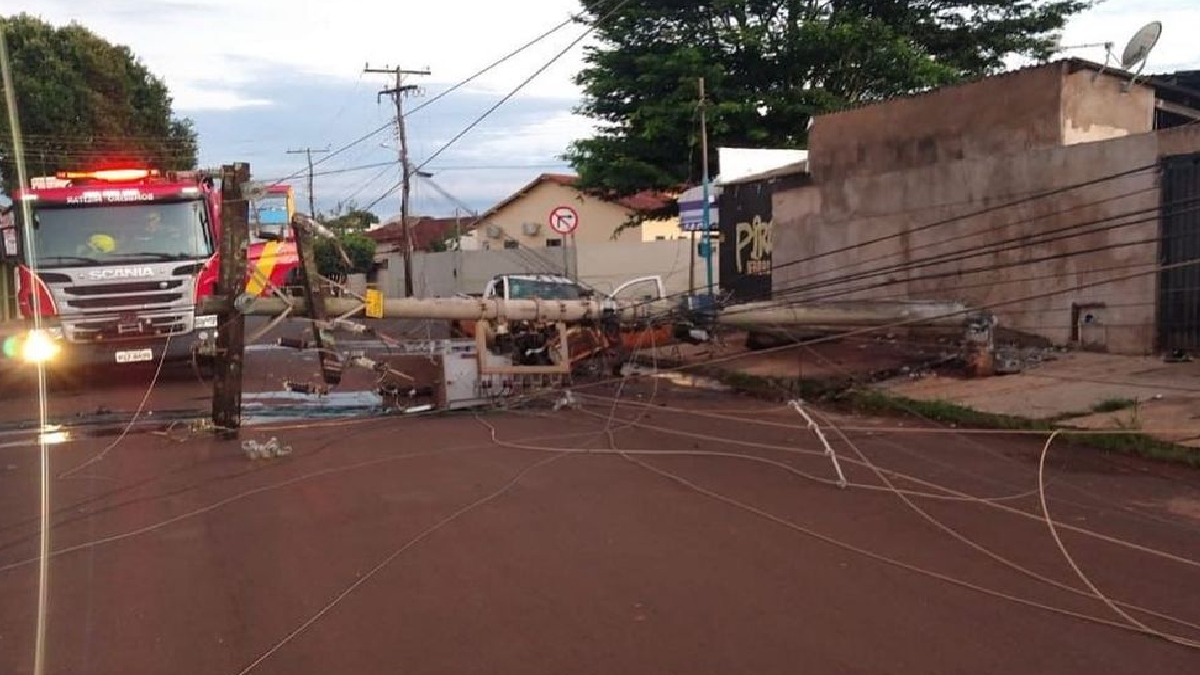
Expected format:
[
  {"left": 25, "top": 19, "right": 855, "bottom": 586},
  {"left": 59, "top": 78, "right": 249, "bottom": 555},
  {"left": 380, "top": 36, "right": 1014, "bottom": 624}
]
[
  {"left": 879, "top": 352, "right": 1200, "bottom": 447},
  {"left": 650, "top": 335, "right": 1200, "bottom": 449},
  {"left": 647, "top": 331, "right": 956, "bottom": 382}
]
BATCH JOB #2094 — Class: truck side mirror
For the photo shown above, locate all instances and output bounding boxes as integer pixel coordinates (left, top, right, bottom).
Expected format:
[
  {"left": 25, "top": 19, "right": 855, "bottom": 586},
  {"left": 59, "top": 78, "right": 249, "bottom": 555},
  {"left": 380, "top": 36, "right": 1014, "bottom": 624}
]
[{"left": 0, "top": 211, "right": 15, "bottom": 263}]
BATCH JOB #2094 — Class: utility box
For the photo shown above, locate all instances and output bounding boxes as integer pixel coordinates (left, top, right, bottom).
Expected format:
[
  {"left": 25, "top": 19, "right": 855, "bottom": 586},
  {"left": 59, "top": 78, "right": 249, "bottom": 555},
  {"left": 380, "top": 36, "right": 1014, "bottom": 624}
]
[{"left": 378, "top": 338, "right": 519, "bottom": 410}]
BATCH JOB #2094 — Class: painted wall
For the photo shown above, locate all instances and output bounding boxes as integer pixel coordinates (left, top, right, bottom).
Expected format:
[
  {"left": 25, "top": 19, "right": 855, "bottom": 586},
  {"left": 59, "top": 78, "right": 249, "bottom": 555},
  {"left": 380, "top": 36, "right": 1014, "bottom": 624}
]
[
  {"left": 808, "top": 64, "right": 1064, "bottom": 181},
  {"left": 807, "top": 61, "right": 1157, "bottom": 182},
  {"left": 773, "top": 131, "right": 1188, "bottom": 354},
  {"left": 379, "top": 238, "right": 715, "bottom": 299},
  {"left": 479, "top": 181, "right": 643, "bottom": 248},
  {"left": 640, "top": 217, "right": 687, "bottom": 241},
  {"left": 1159, "top": 124, "right": 1200, "bottom": 158},
  {"left": 719, "top": 180, "right": 774, "bottom": 302},
  {"left": 1060, "top": 68, "right": 1155, "bottom": 145}
]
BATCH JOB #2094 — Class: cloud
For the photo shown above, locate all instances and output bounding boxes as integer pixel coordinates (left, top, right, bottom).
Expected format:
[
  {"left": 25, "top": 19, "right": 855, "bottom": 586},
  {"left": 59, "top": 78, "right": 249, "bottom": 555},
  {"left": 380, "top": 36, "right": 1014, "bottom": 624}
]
[
  {"left": 185, "top": 71, "right": 579, "bottom": 218},
  {"left": 172, "top": 88, "right": 273, "bottom": 111},
  {"left": 1055, "top": 1, "right": 1199, "bottom": 72},
  {"left": 11, "top": 0, "right": 1199, "bottom": 217},
  {"left": 18, "top": 0, "right": 592, "bottom": 109}
]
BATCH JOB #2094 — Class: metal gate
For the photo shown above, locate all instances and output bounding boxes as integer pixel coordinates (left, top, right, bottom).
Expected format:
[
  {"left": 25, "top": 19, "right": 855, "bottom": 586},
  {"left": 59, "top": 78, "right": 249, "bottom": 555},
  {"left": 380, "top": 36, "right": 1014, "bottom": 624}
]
[{"left": 1160, "top": 153, "right": 1200, "bottom": 352}]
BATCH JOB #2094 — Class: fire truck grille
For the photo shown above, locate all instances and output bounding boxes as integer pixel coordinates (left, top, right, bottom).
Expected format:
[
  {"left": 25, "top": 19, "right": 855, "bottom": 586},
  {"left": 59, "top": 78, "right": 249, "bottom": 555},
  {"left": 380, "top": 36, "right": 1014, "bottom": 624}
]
[
  {"left": 63, "top": 280, "right": 184, "bottom": 296},
  {"left": 66, "top": 292, "right": 185, "bottom": 311},
  {"left": 49, "top": 276, "right": 197, "bottom": 344}
]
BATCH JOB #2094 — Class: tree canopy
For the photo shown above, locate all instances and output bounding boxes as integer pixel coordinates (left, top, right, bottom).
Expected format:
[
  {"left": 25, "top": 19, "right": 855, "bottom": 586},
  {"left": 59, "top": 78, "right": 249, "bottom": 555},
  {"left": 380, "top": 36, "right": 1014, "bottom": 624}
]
[
  {"left": 0, "top": 14, "right": 197, "bottom": 193},
  {"left": 322, "top": 201, "right": 380, "bottom": 234},
  {"left": 567, "top": 0, "right": 1089, "bottom": 195},
  {"left": 315, "top": 232, "right": 376, "bottom": 278}
]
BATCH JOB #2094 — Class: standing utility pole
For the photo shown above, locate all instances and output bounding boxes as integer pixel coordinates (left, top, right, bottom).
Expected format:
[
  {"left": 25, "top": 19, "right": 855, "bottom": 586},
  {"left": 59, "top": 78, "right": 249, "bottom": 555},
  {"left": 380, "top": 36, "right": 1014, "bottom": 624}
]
[
  {"left": 365, "top": 64, "right": 430, "bottom": 297},
  {"left": 286, "top": 146, "right": 329, "bottom": 216},
  {"left": 699, "top": 77, "right": 715, "bottom": 297},
  {"left": 212, "top": 163, "right": 251, "bottom": 434},
  {"left": 454, "top": 207, "right": 463, "bottom": 294},
  {"left": 688, "top": 230, "right": 696, "bottom": 296}
]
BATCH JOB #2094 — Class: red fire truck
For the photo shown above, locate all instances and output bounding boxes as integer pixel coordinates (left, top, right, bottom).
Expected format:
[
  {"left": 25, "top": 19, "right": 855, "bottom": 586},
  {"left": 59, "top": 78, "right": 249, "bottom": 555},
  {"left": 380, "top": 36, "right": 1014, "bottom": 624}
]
[{"left": 1, "top": 168, "right": 300, "bottom": 366}]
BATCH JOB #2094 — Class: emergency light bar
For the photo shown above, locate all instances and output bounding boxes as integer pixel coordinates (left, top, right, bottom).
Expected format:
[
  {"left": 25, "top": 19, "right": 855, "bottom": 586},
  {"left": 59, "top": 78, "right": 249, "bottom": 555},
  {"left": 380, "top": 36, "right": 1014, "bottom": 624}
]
[{"left": 55, "top": 169, "right": 160, "bottom": 182}]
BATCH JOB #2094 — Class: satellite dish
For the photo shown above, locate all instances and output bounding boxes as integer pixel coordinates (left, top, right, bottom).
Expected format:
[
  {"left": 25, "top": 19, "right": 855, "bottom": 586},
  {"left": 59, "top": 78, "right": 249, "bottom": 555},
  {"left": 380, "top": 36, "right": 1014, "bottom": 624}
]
[{"left": 1120, "top": 21, "right": 1162, "bottom": 70}]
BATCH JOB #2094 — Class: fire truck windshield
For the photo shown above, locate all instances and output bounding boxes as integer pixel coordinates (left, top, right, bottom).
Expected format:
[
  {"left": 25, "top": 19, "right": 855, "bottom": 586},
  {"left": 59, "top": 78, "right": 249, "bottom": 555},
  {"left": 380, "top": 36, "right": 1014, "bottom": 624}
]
[{"left": 27, "top": 199, "right": 213, "bottom": 268}]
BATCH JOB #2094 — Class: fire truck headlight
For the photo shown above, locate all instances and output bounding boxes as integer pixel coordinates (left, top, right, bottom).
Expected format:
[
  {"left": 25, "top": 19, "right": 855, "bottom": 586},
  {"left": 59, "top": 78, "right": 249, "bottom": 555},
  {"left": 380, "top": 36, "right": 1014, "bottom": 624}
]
[
  {"left": 22, "top": 329, "right": 61, "bottom": 364},
  {"left": 194, "top": 315, "right": 219, "bottom": 329}
]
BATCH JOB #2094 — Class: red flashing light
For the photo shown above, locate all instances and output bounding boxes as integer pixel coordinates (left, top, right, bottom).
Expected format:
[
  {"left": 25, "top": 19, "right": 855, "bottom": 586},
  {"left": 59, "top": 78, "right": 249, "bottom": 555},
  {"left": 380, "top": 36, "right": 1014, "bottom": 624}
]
[{"left": 56, "top": 168, "right": 160, "bottom": 182}]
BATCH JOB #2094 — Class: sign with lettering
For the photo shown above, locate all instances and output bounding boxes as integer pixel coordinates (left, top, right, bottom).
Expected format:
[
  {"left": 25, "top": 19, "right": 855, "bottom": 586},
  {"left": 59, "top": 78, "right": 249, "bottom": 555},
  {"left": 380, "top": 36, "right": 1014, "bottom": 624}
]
[
  {"left": 719, "top": 181, "right": 773, "bottom": 302},
  {"left": 65, "top": 189, "right": 156, "bottom": 204}
]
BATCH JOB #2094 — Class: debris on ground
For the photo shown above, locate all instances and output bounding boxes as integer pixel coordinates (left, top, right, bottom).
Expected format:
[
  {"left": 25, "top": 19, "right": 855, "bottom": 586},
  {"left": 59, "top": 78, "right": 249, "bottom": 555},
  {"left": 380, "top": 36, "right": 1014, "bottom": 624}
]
[
  {"left": 1164, "top": 350, "right": 1194, "bottom": 363},
  {"left": 242, "top": 437, "right": 293, "bottom": 460},
  {"left": 284, "top": 381, "right": 331, "bottom": 396},
  {"left": 553, "top": 390, "right": 579, "bottom": 411}
]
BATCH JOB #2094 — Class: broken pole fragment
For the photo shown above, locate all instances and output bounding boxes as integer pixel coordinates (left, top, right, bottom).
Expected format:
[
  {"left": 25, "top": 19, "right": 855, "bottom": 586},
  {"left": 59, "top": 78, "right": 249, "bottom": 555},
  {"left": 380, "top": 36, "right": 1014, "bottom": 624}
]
[
  {"left": 212, "top": 163, "right": 251, "bottom": 434},
  {"left": 291, "top": 214, "right": 343, "bottom": 385}
]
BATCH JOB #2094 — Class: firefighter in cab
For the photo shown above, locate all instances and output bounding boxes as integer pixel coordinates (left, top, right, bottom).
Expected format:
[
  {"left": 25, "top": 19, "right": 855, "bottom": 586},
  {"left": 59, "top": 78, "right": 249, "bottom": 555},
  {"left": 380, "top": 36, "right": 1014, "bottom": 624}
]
[
  {"left": 83, "top": 233, "right": 116, "bottom": 256},
  {"left": 77, "top": 209, "right": 177, "bottom": 256}
]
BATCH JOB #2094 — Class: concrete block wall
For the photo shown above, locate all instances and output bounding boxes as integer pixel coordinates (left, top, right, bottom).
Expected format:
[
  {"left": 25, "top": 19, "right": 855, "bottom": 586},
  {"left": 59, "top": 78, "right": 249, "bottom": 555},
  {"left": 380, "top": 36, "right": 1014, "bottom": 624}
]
[
  {"left": 379, "top": 239, "right": 715, "bottom": 300},
  {"left": 774, "top": 132, "right": 1164, "bottom": 354}
]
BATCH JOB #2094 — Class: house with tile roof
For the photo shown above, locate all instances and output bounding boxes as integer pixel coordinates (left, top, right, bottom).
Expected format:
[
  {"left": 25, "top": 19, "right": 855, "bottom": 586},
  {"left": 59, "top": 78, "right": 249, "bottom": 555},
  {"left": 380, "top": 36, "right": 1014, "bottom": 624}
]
[{"left": 460, "top": 173, "right": 680, "bottom": 250}]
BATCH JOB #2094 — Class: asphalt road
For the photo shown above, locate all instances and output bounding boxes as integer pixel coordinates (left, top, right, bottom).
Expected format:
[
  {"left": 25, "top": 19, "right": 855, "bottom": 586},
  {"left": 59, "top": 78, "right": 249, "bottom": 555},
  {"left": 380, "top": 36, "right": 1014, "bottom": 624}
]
[
  {"left": 0, "top": 362, "right": 1198, "bottom": 674},
  {"left": 0, "top": 317, "right": 442, "bottom": 429}
]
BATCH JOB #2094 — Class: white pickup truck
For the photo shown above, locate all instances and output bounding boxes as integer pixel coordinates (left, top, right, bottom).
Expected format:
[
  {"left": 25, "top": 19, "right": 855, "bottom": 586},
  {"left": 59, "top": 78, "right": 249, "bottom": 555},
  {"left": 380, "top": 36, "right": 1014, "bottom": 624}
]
[
  {"left": 450, "top": 273, "right": 667, "bottom": 341},
  {"left": 477, "top": 273, "right": 665, "bottom": 303}
]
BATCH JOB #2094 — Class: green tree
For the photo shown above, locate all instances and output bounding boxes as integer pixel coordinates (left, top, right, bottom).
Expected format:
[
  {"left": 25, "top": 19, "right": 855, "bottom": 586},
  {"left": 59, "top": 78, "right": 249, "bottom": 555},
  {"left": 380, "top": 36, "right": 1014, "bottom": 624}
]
[
  {"left": 322, "top": 201, "right": 380, "bottom": 234},
  {"left": 568, "top": 0, "right": 1089, "bottom": 195},
  {"left": 0, "top": 14, "right": 198, "bottom": 193},
  {"left": 315, "top": 232, "right": 376, "bottom": 278}
]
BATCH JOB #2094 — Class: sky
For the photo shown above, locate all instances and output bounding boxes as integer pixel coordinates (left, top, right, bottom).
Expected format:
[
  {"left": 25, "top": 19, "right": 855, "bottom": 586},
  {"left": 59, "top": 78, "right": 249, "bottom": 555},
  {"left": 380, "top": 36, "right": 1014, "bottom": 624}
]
[{"left": 9, "top": 0, "right": 1200, "bottom": 218}]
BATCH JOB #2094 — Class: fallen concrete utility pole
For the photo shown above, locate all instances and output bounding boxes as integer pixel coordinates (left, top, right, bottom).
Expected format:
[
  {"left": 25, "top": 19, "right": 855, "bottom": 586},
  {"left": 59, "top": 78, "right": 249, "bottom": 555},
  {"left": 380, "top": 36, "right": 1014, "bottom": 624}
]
[
  {"left": 207, "top": 295, "right": 982, "bottom": 328},
  {"left": 205, "top": 295, "right": 675, "bottom": 323},
  {"left": 714, "top": 301, "right": 975, "bottom": 328},
  {"left": 206, "top": 290, "right": 993, "bottom": 432}
]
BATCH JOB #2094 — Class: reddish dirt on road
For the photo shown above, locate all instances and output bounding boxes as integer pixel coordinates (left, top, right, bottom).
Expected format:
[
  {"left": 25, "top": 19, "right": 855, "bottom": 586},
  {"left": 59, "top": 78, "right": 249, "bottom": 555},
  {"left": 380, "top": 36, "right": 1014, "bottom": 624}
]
[{"left": 0, "top": 379, "right": 1199, "bottom": 674}]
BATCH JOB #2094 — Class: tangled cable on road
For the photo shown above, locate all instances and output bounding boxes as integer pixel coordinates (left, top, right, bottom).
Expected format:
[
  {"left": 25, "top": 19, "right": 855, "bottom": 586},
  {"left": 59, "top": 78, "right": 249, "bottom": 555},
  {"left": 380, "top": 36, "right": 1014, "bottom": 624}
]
[
  {"left": 568, "top": 401, "right": 1200, "bottom": 571},
  {"left": 1036, "top": 432, "right": 1200, "bottom": 648},
  {"left": 57, "top": 334, "right": 174, "bottom": 479},
  {"left": 807, "top": 405, "right": 1200, "bottom": 643},
  {"left": 476, "top": 403, "right": 1200, "bottom": 646},
  {"left": 232, "top": 451, "right": 568, "bottom": 675}
]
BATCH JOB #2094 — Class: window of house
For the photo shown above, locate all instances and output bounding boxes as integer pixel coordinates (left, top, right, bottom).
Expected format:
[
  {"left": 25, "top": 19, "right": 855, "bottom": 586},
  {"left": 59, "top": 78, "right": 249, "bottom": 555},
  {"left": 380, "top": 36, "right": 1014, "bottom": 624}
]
[
  {"left": 546, "top": 238, "right": 563, "bottom": 247},
  {"left": 503, "top": 240, "right": 519, "bottom": 250}
]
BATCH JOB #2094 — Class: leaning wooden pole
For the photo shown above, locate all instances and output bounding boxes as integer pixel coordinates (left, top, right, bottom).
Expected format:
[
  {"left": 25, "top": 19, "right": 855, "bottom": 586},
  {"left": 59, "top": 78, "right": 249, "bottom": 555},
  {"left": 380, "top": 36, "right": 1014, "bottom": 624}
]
[
  {"left": 291, "top": 215, "right": 344, "bottom": 385},
  {"left": 212, "top": 163, "right": 251, "bottom": 433}
]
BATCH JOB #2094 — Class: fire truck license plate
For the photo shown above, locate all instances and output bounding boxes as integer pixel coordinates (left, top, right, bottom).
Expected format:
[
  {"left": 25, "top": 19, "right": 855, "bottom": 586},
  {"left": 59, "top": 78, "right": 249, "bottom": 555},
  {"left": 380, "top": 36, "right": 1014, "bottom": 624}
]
[{"left": 115, "top": 348, "right": 154, "bottom": 364}]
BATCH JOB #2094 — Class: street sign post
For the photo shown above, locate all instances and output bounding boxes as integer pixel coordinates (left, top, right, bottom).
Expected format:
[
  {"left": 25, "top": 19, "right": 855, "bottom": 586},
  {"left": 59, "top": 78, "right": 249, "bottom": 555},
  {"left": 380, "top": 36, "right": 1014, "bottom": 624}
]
[{"left": 549, "top": 205, "right": 579, "bottom": 236}]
